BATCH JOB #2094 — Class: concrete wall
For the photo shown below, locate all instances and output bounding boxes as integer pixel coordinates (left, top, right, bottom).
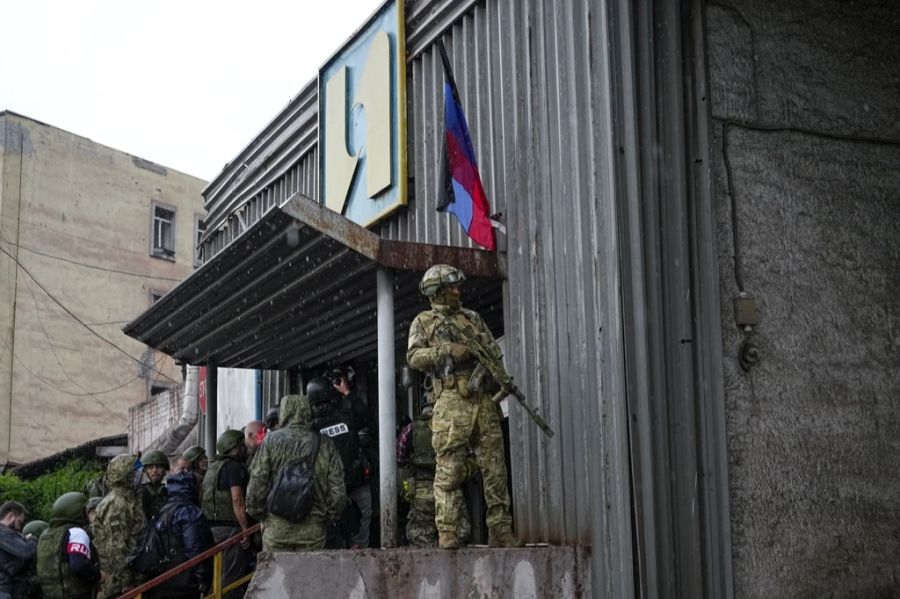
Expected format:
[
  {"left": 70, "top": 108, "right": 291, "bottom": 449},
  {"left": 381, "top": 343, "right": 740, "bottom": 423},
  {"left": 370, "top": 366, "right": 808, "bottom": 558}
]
[
  {"left": 247, "top": 546, "right": 590, "bottom": 599},
  {"left": 0, "top": 113, "right": 206, "bottom": 464},
  {"left": 706, "top": 2, "right": 900, "bottom": 597}
]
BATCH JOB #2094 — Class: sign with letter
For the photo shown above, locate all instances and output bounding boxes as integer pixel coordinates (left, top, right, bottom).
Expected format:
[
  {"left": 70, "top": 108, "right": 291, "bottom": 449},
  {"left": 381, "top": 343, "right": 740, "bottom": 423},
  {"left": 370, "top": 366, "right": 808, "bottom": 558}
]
[{"left": 319, "top": 0, "right": 407, "bottom": 227}]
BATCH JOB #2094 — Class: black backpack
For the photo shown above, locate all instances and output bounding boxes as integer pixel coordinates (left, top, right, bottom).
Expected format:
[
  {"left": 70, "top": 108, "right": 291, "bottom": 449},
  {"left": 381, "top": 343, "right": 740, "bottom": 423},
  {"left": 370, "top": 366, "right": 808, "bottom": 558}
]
[
  {"left": 266, "top": 433, "right": 321, "bottom": 523},
  {"left": 126, "top": 502, "right": 182, "bottom": 577}
]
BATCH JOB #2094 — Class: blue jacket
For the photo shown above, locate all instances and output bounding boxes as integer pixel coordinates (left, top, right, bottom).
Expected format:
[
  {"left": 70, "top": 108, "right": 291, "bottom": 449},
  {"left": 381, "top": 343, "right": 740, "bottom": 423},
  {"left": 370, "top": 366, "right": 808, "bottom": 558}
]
[{"left": 156, "top": 472, "right": 213, "bottom": 593}]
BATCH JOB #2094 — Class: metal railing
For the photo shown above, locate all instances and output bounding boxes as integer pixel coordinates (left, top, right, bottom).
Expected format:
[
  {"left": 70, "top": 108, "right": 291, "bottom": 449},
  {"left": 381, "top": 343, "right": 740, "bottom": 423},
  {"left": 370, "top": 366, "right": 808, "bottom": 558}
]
[{"left": 120, "top": 523, "right": 261, "bottom": 599}]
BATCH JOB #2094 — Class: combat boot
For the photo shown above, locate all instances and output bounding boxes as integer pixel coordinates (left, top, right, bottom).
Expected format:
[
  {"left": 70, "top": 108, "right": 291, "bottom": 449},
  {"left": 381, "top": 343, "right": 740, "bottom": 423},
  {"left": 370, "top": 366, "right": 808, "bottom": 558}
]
[
  {"left": 438, "top": 531, "right": 460, "bottom": 549},
  {"left": 488, "top": 526, "right": 523, "bottom": 548}
]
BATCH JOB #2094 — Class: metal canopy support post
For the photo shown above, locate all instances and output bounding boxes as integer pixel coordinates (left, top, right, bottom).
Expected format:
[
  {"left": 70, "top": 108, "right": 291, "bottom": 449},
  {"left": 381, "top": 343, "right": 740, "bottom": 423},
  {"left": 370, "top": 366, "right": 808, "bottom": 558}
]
[
  {"left": 205, "top": 361, "right": 218, "bottom": 459},
  {"left": 376, "top": 267, "right": 397, "bottom": 547}
]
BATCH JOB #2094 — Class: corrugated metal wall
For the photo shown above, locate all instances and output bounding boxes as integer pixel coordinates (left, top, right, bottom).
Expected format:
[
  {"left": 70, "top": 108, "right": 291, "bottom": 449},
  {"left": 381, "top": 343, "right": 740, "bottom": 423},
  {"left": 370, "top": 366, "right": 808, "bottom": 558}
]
[
  {"left": 399, "top": 1, "right": 633, "bottom": 595},
  {"left": 193, "top": 2, "right": 735, "bottom": 597}
]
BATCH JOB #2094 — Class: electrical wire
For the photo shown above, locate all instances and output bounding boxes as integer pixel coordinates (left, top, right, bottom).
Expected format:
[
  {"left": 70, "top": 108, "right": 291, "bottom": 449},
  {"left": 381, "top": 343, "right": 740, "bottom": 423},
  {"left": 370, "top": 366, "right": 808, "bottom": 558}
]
[
  {"left": 0, "top": 243, "right": 179, "bottom": 385},
  {"left": 12, "top": 242, "right": 182, "bottom": 282},
  {"left": 719, "top": 118, "right": 900, "bottom": 294}
]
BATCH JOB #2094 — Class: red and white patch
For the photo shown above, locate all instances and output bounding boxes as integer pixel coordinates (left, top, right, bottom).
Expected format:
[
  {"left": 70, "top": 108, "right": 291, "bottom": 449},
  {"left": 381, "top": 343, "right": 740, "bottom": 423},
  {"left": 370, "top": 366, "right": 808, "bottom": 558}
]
[{"left": 66, "top": 527, "right": 92, "bottom": 558}]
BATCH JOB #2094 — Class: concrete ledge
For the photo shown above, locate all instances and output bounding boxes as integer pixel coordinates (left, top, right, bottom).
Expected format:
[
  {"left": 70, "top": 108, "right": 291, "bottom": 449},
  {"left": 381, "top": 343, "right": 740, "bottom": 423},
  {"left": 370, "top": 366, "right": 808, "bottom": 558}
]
[{"left": 247, "top": 545, "right": 591, "bottom": 598}]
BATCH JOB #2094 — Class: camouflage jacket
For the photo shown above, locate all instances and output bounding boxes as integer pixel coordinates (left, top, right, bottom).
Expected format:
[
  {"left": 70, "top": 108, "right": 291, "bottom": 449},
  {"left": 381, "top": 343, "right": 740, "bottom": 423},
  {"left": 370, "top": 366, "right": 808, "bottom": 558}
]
[
  {"left": 81, "top": 475, "right": 109, "bottom": 500},
  {"left": 407, "top": 303, "right": 499, "bottom": 377},
  {"left": 246, "top": 394, "right": 347, "bottom": 551},
  {"left": 93, "top": 455, "right": 146, "bottom": 596}
]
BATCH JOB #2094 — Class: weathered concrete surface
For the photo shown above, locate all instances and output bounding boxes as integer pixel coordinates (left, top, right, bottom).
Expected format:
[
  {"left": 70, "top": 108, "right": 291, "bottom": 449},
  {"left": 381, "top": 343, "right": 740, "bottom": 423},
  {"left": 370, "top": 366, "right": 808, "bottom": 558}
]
[
  {"left": 707, "top": 1, "right": 900, "bottom": 597},
  {"left": 0, "top": 113, "right": 206, "bottom": 464},
  {"left": 246, "top": 546, "right": 591, "bottom": 598},
  {"left": 707, "top": 0, "right": 900, "bottom": 136}
]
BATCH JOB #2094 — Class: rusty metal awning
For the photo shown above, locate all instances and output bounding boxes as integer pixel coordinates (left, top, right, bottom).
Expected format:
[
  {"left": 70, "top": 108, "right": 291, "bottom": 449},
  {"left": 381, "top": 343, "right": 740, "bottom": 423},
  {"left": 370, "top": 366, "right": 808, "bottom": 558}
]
[{"left": 124, "top": 195, "right": 505, "bottom": 370}]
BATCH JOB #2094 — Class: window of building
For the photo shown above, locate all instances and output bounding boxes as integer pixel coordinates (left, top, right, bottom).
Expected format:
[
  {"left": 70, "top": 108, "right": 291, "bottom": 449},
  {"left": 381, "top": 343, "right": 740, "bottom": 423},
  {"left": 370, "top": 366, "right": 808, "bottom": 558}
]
[
  {"left": 149, "top": 289, "right": 165, "bottom": 305},
  {"left": 194, "top": 214, "right": 207, "bottom": 267},
  {"left": 151, "top": 202, "right": 176, "bottom": 260}
]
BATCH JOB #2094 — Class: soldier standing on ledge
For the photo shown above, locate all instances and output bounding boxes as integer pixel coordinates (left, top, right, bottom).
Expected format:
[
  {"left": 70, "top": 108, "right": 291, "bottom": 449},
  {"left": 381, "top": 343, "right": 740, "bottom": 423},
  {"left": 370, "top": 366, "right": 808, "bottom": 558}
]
[{"left": 406, "top": 264, "right": 520, "bottom": 549}]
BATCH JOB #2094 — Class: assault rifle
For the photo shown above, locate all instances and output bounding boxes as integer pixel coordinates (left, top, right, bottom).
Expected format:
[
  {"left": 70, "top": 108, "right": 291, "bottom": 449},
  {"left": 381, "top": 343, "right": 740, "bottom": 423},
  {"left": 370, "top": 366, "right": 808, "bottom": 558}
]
[{"left": 436, "top": 319, "right": 555, "bottom": 438}]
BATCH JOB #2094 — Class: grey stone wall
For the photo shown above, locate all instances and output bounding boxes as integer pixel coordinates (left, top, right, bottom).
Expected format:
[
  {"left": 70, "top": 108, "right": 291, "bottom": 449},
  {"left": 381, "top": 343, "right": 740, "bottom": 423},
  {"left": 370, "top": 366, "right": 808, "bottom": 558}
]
[{"left": 706, "top": 1, "right": 900, "bottom": 598}]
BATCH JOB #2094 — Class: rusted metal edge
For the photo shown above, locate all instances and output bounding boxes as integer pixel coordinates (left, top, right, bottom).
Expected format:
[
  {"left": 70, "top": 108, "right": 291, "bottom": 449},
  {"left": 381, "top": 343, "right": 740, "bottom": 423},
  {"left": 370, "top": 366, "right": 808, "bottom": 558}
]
[
  {"left": 280, "top": 194, "right": 381, "bottom": 261},
  {"left": 376, "top": 239, "right": 504, "bottom": 279}
]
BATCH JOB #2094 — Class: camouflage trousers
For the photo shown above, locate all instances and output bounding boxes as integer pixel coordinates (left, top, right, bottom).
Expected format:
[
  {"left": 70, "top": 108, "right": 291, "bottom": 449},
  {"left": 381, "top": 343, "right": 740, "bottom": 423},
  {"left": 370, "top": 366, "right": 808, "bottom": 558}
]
[
  {"left": 432, "top": 389, "right": 512, "bottom": 537},
  {"left": 406, "top": 479, "right": 470, "bottom": 547}
]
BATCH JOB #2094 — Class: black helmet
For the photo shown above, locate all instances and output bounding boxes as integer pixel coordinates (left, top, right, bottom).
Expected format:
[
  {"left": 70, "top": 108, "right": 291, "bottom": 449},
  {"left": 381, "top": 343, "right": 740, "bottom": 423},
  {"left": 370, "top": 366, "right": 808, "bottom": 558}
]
[
  {"left": 306, "top": 377, "right": 337, "bottom": 406},
  {"left": 264, "top": 407, "right": 279, "bottom": 429}
]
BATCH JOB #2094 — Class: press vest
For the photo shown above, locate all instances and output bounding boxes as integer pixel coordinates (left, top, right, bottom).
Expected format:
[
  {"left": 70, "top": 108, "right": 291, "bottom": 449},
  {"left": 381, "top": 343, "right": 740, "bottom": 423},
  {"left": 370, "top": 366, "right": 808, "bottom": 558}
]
[{"left": 315, "top": 410, "right": 366, "bottom": 490}]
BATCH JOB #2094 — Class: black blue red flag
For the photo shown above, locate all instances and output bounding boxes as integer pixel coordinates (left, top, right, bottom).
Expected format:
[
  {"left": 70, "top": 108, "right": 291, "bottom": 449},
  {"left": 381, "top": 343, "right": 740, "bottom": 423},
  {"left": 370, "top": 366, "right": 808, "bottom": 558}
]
[{"left": 436, "top": 40, "right": 497, "bottom": 251}]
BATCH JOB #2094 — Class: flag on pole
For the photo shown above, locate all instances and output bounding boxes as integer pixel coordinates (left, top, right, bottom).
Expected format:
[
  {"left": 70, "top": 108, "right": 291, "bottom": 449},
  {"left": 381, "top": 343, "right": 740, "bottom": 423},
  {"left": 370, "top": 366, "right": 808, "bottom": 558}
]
[{"left": 436, "top": 40, "right": 497, "bottom": 251}]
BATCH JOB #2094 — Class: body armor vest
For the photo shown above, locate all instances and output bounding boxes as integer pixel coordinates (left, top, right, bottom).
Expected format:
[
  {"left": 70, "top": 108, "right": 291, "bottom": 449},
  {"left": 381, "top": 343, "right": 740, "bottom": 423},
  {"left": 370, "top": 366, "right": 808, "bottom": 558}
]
[
  {"left": 314, "top": 410, "right": 365, "bottom": 490},
  {"left": 36, "top": 525, "right": 98, "bottom": 599},
  {"left": 201, "top": 458, "right": 238, "bottom": 524}
]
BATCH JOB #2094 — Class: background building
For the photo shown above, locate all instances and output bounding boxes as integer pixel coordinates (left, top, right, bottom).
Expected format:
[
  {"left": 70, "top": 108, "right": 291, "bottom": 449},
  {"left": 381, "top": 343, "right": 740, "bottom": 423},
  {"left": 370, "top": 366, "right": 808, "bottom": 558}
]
[{"left": 0, "top": 111, "right": 205, "bottom": 466}]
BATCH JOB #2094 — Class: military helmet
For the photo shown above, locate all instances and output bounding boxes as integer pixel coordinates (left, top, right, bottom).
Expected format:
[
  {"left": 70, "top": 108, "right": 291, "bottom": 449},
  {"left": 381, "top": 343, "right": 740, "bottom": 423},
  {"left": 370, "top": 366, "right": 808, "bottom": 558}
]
[
  {"left": 216, "top": 429, "right": 244, "bottom": 455},
  {"left": 51, "top": 492, "right": 88, "bottom": 523},
  {"left": 264, "top": 407, "right": 279, "bottom": 429},
  {"left": 141, "top": 450, "right": 169, "bottom": 469},
  {"left": 183, "top": 445, "right": 206, "bottom": 464},
  {"left": 306, "top": 376, "right": 337, "bottom": 406},
  {"left": 23, "top": 520, "right": 48, "bottom": 538},
  {"left": 85, "top": 497, "right": 103, "bottom": 512},
  {"left": 418, "top": 264, "right": 466, "bottom": 297}
]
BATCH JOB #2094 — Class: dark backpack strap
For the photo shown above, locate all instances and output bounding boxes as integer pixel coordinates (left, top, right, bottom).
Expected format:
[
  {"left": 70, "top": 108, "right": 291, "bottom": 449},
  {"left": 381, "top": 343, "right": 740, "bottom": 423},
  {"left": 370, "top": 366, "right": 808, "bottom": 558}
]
[
  {"left": 55, "top": 530, "right": 68, "bottom": 599},
  {"left": 156, "top": 501, "right": 188, "bottom": 557}
]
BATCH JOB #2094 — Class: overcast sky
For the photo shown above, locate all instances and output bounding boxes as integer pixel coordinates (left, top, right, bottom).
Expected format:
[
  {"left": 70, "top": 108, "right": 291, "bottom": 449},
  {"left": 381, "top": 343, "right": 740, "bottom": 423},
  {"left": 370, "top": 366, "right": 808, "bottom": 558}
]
[{"left": 1, "top": 0, "right": 384, "bottom": 182}]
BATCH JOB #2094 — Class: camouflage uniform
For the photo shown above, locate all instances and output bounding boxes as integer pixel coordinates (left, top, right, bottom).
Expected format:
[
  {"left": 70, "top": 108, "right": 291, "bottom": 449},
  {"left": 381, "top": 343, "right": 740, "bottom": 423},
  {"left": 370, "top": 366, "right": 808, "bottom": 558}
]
[
  {"left": 246, "top": 394, "right": 347, "bottom": 552},
  {"left": 407, "top": 264, "right": 517, "bottom": 548},
  {"left": 92, "top": 455, "right": 146, "bottom": 596},
  {"left": 400, "top": 413, "right": 471, "bottom": 547},
  {"left": 81, "top": 475, "right": 109, "bottom": 500}
]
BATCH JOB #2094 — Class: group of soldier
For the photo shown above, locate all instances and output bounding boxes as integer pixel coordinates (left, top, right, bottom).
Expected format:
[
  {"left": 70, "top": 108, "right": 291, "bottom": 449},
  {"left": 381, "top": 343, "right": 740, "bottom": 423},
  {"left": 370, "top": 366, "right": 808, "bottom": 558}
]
[{"left": 0, "top": 263, "right": 521, "bottom": 598}]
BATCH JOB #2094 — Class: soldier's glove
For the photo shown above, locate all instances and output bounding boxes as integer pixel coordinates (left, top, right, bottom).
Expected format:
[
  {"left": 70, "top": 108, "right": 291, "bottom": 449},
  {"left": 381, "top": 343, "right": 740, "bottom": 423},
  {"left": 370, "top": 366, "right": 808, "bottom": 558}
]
[{"left": 446, "top": 342, "right": 470, "bottom": 362}]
